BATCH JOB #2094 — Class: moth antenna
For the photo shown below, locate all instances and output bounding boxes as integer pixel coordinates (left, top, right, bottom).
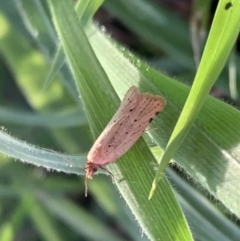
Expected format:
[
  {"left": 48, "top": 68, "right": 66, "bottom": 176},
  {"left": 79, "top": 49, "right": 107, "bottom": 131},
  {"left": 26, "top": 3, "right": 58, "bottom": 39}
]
[
  {"left": 42, "top": 147, "right": 84, "bottom": 169},
  {"left": 85, "top": 176, "right": 88, "bottom": 197}
]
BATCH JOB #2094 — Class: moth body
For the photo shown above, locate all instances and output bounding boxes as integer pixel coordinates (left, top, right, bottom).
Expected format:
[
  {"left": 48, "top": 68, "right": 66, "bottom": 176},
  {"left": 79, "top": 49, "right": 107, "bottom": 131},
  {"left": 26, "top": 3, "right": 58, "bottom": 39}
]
[{"left": 85, "top": 86, "right": 166, "bottom": 179}]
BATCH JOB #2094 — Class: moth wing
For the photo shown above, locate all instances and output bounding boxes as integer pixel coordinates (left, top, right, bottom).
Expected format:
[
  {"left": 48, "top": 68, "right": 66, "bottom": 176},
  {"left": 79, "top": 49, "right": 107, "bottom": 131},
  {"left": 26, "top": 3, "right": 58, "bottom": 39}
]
[
  {"left": 94, "top": 90, "right": 166, "bottom": 165},
  {"left": 87, "top": 86, "right": 142, "bottom": 164},
  {"left": 107, "top": 86, "right": 141, "bottom": 126},
  {"left": 113, "top": 93, "right": 165, "bottom": 159}
]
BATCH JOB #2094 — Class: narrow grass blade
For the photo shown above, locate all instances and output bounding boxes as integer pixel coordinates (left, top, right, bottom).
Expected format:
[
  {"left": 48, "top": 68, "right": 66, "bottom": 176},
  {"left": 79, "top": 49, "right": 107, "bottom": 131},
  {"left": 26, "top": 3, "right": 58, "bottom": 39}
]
[
  {"left": 149, "top": 0, "right": 240, "bottom": 199},
  {"left": 48, "top": 0, "right": 194, "bottom": 240}
]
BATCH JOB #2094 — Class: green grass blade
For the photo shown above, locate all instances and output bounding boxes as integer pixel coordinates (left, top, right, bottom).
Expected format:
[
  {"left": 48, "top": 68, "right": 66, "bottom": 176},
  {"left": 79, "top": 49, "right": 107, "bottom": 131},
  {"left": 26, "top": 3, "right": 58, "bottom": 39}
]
[
  {"left": 23, "top": 195, "right": 64, "bottom": 241},
  {"left": 43, "top": 0, "right": 103, "bottom": 91},
  {"left": 38, "top": 192, "right": 126, "bottom": 241},
  {"left": 166, "top": 169, "right": 240, "bottom": 241},
  {"left": 48, "top": 0, "right": 193, "bottom": 240},
  {"left": 0, "top": 107, "right": 86, "bottom": 128},
  {"left": 149, "top": 0, "right": 240, "bottom": 198},
  {"left": 85, "top": 21, "right": 240, "bottom": 219},
  {"left": 16, "top": 0, "right": 81, "bottom": 104},
  {"left": 1, "top": 0, "right": 240, "bottom": 240},
  {"left": 104, "top": 0, "right": 194, "bottom": 69},
  {"left": 89, "top": 177, "right": 149, "bottom": 241},
  {"left": 0, "top": 201, "right": 29, "bottom": 241},
  {"left": 0, "top": 130, "right": 85, "bottom": 175},
  {"left": 104, "top": 0, "right": 240, "bottom": 100}
]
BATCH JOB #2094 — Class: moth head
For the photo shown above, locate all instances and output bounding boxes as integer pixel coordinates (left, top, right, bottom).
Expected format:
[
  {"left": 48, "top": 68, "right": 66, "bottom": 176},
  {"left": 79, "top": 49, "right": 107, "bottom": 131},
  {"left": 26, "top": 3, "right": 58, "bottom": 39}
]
[
  {"left": 85, "top": 162, "right": 99, "bottom": 179},
  {"left": 84, "top": 162, "right": 99, "bottom": 197}
]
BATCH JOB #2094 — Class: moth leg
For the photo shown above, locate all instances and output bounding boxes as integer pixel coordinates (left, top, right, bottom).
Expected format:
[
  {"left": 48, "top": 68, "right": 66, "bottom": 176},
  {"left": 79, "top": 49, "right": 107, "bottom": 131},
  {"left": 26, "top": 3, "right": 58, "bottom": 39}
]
[
  {"left": 99, "top": 166, "right": 115, "bottom": 183},
  {"left": 145, "top": 127, "right": 158, "bottom": 132}
]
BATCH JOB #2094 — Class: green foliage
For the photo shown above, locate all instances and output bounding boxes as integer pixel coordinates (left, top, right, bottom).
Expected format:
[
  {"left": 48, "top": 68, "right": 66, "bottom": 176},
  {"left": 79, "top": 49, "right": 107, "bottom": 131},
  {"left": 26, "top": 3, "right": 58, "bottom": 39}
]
[{"left": 0, "top": 0, "right": 240, "bottom": 241}]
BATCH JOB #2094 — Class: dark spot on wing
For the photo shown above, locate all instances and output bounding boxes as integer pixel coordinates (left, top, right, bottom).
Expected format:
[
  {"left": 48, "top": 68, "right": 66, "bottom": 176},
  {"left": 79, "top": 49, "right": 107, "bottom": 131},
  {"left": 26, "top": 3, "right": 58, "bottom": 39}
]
[
  {"left": 149, "top": 118, "right": 153, "bottom": 123},
  {"left": 155, "top": 112, "right": 160, "bottom": 116},
  {"left": 134, "top": 119, "right": 137, "bottom": 122},
  {"left": 130, "top": 109, "right": 133, "bottom": 112}
]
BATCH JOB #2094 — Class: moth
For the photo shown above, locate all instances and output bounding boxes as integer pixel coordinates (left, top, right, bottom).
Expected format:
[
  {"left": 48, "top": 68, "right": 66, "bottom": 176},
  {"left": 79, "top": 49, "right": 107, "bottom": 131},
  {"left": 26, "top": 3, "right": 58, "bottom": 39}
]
[{"left": 85, "top": 86, "right": 166, "bottom": 182}]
